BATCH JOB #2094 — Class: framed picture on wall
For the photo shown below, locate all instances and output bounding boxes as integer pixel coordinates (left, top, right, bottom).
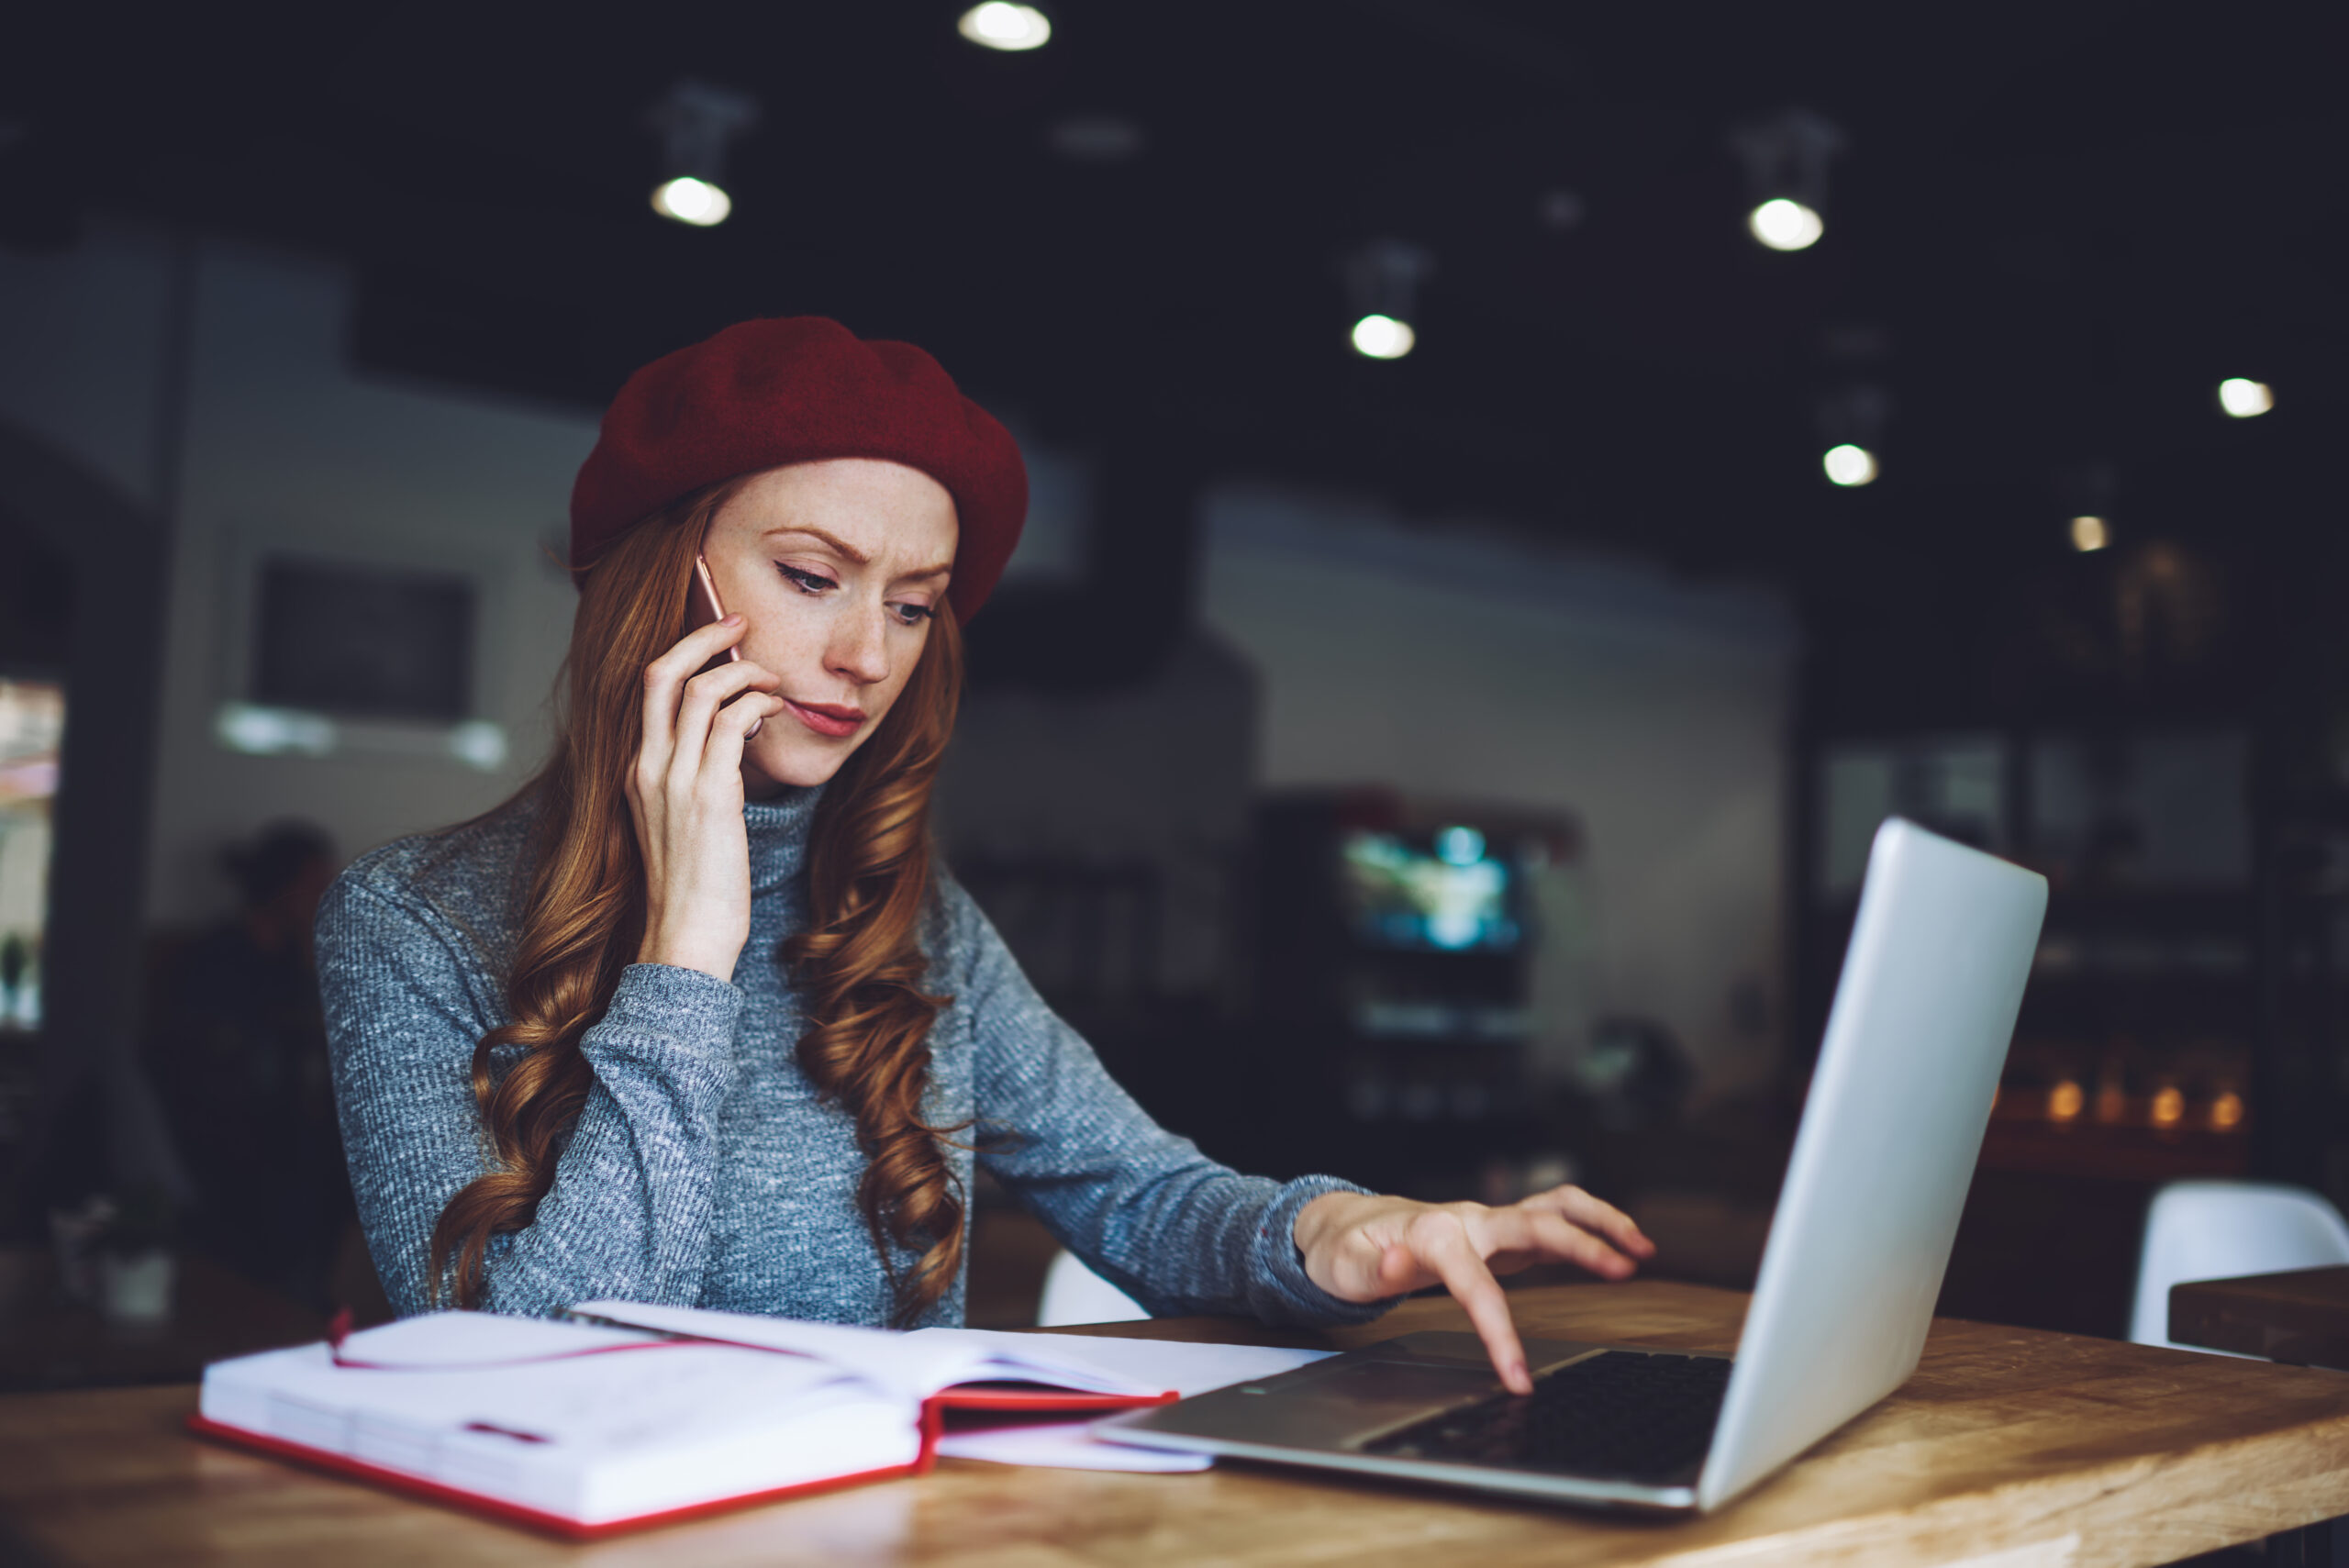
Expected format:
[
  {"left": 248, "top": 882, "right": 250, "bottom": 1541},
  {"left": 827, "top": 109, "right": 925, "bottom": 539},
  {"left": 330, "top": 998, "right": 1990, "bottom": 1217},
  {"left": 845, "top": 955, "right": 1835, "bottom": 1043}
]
[
  {"left": 210, "top": 527, "right": 515, "bottom": 771},
  {"left": 250, "top": 554, "right": 476, "bottom": 722}
]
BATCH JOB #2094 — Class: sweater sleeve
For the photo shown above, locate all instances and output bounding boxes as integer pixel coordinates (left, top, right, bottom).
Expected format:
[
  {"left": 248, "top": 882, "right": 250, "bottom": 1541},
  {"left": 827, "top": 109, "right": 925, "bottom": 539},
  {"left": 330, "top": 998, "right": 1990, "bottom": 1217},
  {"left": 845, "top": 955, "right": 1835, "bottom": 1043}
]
[
  {"left": 944, "top": 881, "right": 1397, "bottom": 1329},
  {"left": 317, "top": 872, "right": 741, "bottom": 1318}
]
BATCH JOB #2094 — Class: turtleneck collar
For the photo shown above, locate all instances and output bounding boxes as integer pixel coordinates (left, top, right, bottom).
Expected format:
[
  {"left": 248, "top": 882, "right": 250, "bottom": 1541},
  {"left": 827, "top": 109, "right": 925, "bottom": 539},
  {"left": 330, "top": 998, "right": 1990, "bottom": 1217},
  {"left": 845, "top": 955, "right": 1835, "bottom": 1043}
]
[{"left": 742, "top": 784, "right": 827, "bottom": 896}]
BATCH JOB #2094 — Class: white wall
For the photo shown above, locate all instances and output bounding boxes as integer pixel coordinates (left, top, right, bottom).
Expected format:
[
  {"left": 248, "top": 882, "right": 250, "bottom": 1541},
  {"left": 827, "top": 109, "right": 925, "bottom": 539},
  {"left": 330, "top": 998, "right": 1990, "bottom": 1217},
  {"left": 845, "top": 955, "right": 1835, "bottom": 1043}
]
[
  {"left": 1200, "top": 484, "right": 1797, "bottom": 1099},
  {"left": 0, "top": 222, "right": 595, "bottom": 923}
]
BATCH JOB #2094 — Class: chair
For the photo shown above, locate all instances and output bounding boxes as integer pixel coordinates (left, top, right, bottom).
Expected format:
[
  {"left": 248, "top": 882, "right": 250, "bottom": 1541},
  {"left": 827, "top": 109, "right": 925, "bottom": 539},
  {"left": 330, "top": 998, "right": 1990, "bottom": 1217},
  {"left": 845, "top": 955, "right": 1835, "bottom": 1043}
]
[
  {"left": 2128, "top": 1180, "right": 2349, "bottom": 1351},
  {"left": 1036, "top": 1250, "right": 1150, "bottom": 1328}
]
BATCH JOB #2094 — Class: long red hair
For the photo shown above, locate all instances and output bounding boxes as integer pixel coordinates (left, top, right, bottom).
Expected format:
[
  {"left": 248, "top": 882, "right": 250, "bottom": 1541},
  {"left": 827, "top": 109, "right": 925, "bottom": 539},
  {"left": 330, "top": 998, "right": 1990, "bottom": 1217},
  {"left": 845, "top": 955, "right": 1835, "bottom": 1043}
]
[{"left": 428, "top": 482, "right": 969, "bottom": 1322}]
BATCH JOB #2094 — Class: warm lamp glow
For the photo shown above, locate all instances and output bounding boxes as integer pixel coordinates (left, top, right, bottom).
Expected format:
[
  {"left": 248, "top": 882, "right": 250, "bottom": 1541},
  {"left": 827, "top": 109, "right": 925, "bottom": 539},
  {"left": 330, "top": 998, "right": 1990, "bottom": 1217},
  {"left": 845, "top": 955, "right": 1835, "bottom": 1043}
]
[
  {"left": 2070, "top": 515, "right": 2109, "bottom": 552},
  {"left": 1351, "top": 314, "right": 1416, "bottom": 360},
  {"left": 1822, "top": 444, "right": 1876, "bottom": 486},
  {"left": 1748, "top": 198, "right": 1824, "bottom": 251},
  {"left": 2149, "top": 1085, "right": 2185, "bottom": 1128},
  {"left": 2210, "top": 1091, "right": 2245, "bottom": 1130},
  {"left": 2048, "top": 1080, "right": 2084, "bottom": 1123},
  {"left": 651, "top": 176, "right": 731, "bottom": 227},
  {"left": 958, "top": 3, "right": 1052, "bottom": 50},
  {"left": 2217, "top": 378, "right": 2273, "bottom": 417}
]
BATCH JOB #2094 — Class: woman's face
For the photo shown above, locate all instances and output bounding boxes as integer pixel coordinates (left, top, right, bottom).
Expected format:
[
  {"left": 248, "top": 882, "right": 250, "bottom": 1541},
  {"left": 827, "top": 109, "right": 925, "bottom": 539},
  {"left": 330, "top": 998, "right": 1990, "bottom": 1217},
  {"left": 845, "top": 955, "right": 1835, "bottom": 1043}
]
[{"left": 700, "top": 459, "right": 958, "bottom": 793}]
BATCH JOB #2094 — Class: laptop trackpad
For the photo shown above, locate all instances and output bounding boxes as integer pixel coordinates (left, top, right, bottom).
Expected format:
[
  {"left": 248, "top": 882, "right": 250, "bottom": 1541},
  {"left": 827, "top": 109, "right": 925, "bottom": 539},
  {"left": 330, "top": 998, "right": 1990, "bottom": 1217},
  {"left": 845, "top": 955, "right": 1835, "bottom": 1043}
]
[{"left": 1141, "top": 1357, "right": 1501, "bottom": 1451}]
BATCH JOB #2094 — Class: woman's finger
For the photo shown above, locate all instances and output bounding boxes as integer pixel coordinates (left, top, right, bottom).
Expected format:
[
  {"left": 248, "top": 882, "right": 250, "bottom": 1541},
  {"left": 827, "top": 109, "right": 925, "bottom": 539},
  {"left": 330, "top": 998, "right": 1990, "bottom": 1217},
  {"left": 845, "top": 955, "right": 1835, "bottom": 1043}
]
[
  {"left": 1407, "top": 1212, "right": 1532, "bottom": 1394},
  {"left": 641, "top": 617, "right": 750, "bottom": 752},
  {"left": 1523, "top": 1185, "right": 1655, "bottom": 1259},
  {"left": 671, "top": 660, "right": 781, "bottom": 763},
  {"left": 650, "top": 612, "right": 751, "bottom": 685},
  {"left": 668, "top": 661, "right": 780, "bottom": 796},
  {"left": 1517, "top": 1207, "right": 1637, "bottom": 1279},
  {"left": 639, "top": 620, "right": 738, "bottom": 790},
  {"left": 697, "top": 693, "right": 786, "bottom": 785},
  {"left": 1372, "top": 1240, "right": 1434, "bottom": 1296}
]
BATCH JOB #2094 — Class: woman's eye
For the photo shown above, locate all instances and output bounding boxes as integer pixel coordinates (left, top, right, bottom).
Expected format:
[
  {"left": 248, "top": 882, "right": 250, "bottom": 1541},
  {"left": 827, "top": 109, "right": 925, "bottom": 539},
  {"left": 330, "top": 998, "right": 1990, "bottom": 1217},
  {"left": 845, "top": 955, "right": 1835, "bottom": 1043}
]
[
  {"left": 778, "top": 564, "right": 835, "bottom": 595},
  {"left": 891, "top": 602, "right": 936, "bottom": 628}
]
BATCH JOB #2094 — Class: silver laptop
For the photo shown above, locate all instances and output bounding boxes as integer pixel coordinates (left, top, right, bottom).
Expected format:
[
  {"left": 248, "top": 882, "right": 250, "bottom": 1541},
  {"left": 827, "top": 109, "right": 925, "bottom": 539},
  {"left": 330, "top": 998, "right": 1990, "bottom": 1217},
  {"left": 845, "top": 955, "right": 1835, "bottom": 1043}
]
[{"left": 1097, "top": 818, "right": 2046, "bottom": 1514}]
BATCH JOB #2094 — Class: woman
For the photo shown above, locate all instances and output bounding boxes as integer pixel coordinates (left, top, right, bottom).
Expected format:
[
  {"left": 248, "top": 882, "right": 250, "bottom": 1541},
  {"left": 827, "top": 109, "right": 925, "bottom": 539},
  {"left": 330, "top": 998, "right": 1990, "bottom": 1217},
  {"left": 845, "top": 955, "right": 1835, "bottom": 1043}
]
[{"left": 319, "top": 317, "right": 1652, "bottom": 1394}]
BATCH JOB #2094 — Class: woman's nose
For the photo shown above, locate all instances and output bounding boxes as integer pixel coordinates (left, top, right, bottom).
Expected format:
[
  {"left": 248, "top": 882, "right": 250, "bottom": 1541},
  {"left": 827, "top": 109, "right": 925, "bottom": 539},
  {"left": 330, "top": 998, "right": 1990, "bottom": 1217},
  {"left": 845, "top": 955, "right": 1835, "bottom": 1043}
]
[{"left": 826, "top": 606, "right": 890, "bottom": 684}]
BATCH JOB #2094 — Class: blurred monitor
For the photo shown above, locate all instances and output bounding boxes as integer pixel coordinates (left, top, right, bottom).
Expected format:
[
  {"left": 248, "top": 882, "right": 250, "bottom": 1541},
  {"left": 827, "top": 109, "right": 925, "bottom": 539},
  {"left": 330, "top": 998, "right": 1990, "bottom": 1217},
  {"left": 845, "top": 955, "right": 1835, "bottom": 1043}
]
[
  {"left": 1339, "top": 826, "right": 1519, "bottom": 951},
  {"left": 252, "top": 555, "right": 475, "bottom": 721}
]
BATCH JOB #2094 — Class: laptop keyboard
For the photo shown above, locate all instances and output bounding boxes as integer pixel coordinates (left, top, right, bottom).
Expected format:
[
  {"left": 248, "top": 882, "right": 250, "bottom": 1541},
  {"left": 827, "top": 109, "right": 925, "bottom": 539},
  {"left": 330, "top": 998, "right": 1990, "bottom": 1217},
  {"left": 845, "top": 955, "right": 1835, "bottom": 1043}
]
[{"left": 1360, "top": 1351, "right": 1731, "bottom": 1483}]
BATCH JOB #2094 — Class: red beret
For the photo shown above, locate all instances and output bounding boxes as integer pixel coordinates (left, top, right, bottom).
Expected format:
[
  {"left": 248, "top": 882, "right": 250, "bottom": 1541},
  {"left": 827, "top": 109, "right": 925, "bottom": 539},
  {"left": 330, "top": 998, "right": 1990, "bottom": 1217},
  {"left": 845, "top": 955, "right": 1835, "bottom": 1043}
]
[{"left": 570, "top": 317, "right": 1027, "bottom": 623}]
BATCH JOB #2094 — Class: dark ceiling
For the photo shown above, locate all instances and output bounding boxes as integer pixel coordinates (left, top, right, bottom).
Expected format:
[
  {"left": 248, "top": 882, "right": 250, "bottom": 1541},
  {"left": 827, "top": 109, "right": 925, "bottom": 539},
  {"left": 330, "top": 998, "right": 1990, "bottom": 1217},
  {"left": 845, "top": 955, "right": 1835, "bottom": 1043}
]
[{"left": 4, "top": 1, "right": 2343, "bottom": 618}]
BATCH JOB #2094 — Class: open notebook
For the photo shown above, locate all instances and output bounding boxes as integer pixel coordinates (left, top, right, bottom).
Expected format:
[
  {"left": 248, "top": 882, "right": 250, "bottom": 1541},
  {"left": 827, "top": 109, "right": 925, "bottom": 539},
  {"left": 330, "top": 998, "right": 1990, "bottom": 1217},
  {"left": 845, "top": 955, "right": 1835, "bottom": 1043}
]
[{"left": 192, "top": 1300, "right": 1330, "bottom": 1538}]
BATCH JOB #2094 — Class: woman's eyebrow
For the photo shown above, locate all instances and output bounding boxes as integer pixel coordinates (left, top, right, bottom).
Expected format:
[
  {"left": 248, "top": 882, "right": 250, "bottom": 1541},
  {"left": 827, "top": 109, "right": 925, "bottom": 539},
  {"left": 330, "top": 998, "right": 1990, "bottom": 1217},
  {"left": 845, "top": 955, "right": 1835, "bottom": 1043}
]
[
  {"left": 763, "top": 524, "right": 870, "bottom": 563},
  {"left": 763, "top": 525, "right": 952, "bottom": 583}
]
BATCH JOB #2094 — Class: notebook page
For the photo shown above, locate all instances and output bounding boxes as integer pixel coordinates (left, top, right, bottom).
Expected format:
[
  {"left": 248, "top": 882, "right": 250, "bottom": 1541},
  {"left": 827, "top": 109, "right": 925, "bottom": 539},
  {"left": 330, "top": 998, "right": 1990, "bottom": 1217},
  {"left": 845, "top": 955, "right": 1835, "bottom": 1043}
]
[
  {"left": 567, "top": 1302, "right": 1330, "bottom": 1402},
  {"left": 336, "top": 1310, "right": 665, "bottom": 1365},
  {"left": 567, "top": 1300, "right": 983, "bottom": 1396},
  {"left": 913, "top": 1330, "right": 1337, "bottom": 1398}
]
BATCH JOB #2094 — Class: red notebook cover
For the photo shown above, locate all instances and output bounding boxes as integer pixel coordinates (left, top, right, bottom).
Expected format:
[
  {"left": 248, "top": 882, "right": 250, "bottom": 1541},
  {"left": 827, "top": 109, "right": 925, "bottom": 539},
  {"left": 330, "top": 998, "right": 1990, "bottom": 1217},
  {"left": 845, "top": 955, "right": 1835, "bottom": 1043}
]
[{"left": 186, "top": 1385, "right": 1175, "bottom": 1540}]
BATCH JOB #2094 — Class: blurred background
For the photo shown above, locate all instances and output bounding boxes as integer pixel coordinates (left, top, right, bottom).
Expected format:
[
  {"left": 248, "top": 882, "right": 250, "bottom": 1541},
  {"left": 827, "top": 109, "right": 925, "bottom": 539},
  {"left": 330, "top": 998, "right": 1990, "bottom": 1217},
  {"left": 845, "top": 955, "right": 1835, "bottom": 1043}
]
[{"left": 1, "top": 0, "right": 2343, "bottom": 1382}]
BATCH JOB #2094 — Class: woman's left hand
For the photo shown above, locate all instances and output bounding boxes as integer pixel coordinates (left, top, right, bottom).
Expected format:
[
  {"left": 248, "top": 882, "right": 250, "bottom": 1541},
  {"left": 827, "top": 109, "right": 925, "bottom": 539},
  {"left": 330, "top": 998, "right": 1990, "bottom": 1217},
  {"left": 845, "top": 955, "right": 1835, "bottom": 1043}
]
[{"left": 1292, "top": 1186, "right": 1656, "bottom": 1395}]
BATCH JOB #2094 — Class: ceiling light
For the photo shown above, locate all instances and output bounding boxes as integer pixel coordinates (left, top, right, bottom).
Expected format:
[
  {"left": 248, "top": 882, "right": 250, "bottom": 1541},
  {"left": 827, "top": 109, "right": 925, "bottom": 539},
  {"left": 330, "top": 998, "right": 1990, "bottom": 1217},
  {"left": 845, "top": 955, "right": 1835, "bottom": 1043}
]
[
  {"left": 2069, "top": 516, "right": 2109, "bottom": 551},
  {"left": 1351, "top": 314, "right": 1416, "bottom": 360},
  {"left": 2217, "top": 378, "right": 2273, "bottom": 417},
  {"left": 959, "top": 3, "right": 1051, "bottom": 50},
  {"left": 651, "top": 176, "right": 730, "bottom": 227},
  {"left": 1750, "top": 198, "right": 1824, "bottom": 251},
  {"left": 644, "top": 81, "right": 760, "bottom": 228},
  {"left": 1822, "top": 444, "right": 1876, "bottom": 485},
  {"left": 1729, "top": 108, "right": 1844, "bottom": 253},
  {"left": 1341, "top": 239, "right": 1434, "bottom": 361}
]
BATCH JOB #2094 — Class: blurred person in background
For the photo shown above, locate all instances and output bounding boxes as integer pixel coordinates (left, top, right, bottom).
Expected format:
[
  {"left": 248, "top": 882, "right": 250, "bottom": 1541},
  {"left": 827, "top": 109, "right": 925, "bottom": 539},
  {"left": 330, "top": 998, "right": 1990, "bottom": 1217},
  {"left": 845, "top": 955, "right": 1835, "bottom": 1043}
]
[
  {"left": 143, "top": 819, "right": 350, "bottom": 1305},
  {"left": 317, "top": 318, "right": 1652, "bottom": 1393}
]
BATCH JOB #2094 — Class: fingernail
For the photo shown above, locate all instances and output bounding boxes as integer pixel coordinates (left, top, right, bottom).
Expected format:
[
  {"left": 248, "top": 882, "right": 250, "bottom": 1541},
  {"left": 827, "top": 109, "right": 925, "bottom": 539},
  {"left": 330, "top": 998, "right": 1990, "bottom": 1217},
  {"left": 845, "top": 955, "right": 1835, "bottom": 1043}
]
[
  {"left": 747, "top": 718, "right": 763, "bottom": 739},
  {"left": 722, "top": 613, "right": 742, "bottom": 626}
]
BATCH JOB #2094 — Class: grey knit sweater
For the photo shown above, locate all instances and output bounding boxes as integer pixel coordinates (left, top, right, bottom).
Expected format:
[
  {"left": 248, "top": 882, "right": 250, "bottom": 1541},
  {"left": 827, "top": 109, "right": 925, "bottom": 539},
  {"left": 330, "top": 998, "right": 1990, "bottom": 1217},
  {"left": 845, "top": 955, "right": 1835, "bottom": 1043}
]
[{"left": 317, "top": 785, "right": 1389, "bottom": 1330}]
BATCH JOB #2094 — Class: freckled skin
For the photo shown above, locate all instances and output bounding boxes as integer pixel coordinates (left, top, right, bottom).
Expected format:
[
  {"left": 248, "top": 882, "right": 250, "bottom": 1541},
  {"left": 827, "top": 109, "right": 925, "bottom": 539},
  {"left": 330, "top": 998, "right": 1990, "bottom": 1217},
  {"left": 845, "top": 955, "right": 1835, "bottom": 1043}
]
[{"left": 701, "top": 461, "right": 959, "bottom": 795}]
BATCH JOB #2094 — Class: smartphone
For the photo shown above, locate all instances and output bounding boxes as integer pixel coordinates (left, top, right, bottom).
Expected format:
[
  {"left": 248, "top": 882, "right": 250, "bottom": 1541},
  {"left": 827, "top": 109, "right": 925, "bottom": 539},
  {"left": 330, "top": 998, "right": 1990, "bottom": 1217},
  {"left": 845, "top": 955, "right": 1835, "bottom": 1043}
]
[
  {"left": 685, "top": 557, "right": 761, "bottom": 739},
  {"left": 687, "top": 555, "right": 740, "bottom": 674}
]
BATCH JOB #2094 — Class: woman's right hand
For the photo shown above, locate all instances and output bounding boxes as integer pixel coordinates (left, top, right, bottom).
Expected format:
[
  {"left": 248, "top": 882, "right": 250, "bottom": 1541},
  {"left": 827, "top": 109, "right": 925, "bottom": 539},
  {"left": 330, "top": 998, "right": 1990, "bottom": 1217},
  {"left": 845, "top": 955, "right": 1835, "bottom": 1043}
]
[{"left": 628, "top": 615, "right": 786, "bottom": 982}]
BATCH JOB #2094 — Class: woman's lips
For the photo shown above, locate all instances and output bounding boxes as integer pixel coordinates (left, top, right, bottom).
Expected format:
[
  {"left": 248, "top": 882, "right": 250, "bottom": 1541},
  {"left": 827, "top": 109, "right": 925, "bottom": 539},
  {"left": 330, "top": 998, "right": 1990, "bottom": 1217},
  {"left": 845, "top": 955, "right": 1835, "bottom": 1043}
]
[{"left": 783, "top": 698, "right": 864, "bottom": 740}]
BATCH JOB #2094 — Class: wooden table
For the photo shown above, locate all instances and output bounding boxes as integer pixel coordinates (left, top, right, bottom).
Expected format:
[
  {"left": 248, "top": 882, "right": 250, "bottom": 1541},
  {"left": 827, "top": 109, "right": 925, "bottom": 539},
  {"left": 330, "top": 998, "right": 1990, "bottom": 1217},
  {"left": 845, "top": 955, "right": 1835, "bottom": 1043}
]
[
  {"left": 4, "top": 1280, "right": 2347, "bottom": 1567},
  {"left": 2171, "top": 1265, "right": 2349, "bottom": 1370}
]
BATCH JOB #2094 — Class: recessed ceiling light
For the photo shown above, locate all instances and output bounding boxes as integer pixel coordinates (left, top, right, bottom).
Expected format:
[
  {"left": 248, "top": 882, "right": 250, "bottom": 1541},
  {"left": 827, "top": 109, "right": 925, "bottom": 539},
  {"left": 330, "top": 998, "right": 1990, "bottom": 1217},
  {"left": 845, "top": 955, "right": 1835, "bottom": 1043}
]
[
  {"left": 2217, "top": 378, "right": 2273, "bottom": 417},
  {"left": 651, "top": 176, "right": 731, "bottom": 227},
  {"left": 1351, "top": 315, "right": 1416, "bottom": 360},
  {"left": 643, "top": 82, "right": 758, "bottom": 228},
  {"left": 959, "top": 3, "right": 1051, "bottom": 50},
  {"left": 1822, "top": 443, "right": 1876, "bottom": 485},
  {"left": 1750, "top": 198, "right": 1824, "bottom": 251},
  {"left": 2069, "top": 516, "right": 2110, "bottom": 551}
]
